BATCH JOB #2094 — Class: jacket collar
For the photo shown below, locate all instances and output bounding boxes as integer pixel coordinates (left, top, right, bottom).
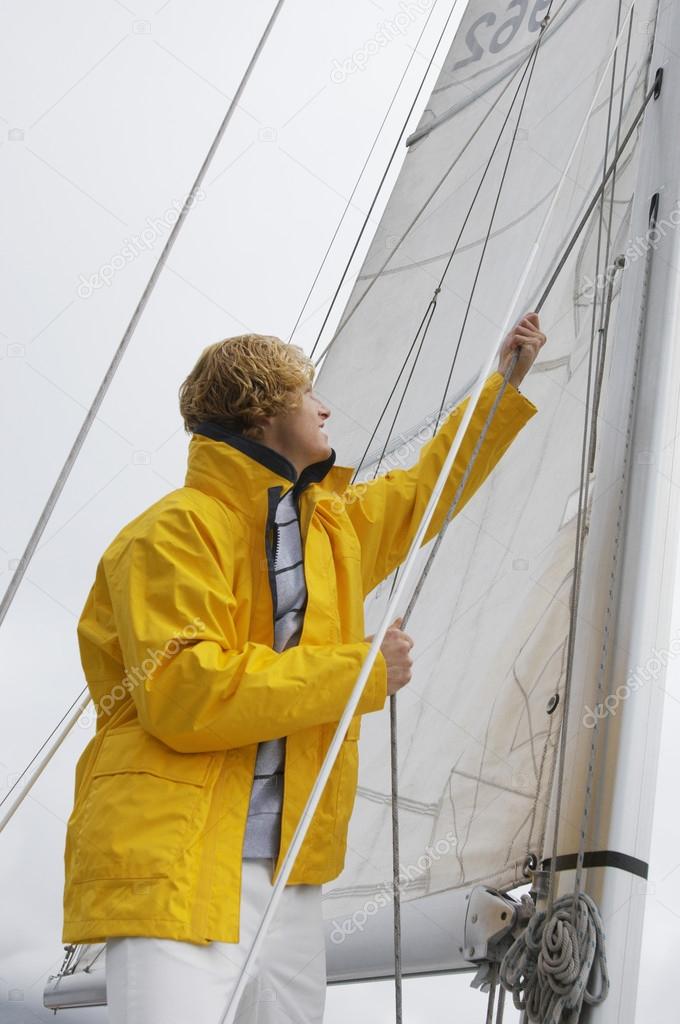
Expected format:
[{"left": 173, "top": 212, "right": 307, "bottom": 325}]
[{"left": 185, "top": 420, "right": 352, "bottom": 518}]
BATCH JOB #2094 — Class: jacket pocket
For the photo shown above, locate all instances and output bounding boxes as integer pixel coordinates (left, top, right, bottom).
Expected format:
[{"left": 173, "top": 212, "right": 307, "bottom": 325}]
[{"left": 69, "top": 725, "right": 215, "bottom": 884}]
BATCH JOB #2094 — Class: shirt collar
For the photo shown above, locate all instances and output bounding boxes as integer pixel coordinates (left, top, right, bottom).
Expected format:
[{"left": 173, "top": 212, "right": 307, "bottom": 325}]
[{"left": 185, "top": 420, "right": 341, "bottom": 515}]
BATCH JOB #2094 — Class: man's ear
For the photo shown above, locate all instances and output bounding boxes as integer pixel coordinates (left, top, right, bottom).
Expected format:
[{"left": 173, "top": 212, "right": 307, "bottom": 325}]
[{"left": 243, "top": 415, "right": 270, "bottom": 441}]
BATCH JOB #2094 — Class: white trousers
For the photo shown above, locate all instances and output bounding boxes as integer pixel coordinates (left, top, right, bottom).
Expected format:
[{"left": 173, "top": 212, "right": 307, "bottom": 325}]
[{"left": 105, "top": 859, "right": 327, "bottom": 1024}]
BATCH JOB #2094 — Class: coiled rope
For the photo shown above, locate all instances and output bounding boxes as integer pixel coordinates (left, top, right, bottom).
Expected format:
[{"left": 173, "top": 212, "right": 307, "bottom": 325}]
[{"left": 499, "top": 892, "right": 608, "bottom": 1024}]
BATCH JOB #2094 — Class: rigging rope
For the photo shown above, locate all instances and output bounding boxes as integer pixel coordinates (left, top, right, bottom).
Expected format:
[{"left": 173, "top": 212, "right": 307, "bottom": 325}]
[
  {"left": 573, "top": 196, "right": 658, "bottom": 901},
  {"left": 287, "top": 0, "right": 463, "bottom": 351},
  {"left": 499, "top": 25, "right": 662, "bottom": 1024},
  {"left": 350, "top": 5, "right": 656, "bottom": 490},
  {"left": 335, "top": 29, "right": 661, "bottom": 488},
  {"left": 0, "top": 0, "right": 286, "bottom": 632},
  {"left": 557, "top": 0, "right": 631, "bottom": 915},
  {"left": 433, "top": 26, "right": 547, "bottom": 432},
  {"left": 349, "top": 6, "right": 650, "bottom": 1021},
  {"left": 592, "top": 0, "right": 646, "bottom": 475},
  {"left": 533, "top": 66, "right": 662, "bottom": 314},
  {"left": 351, "top": 26, "right": 547, "bottom": 482},
  {"left": 545, "top": 0, "right": 642, "bottom": 918},
  {"left": 312, "top": 0, "right": 575, "bottom": 369},
  {"left": 357, "top": 19, "right": 556, "bottom": 1016},
  {"left": 589, "top": 6, "right": 633, "bottom": 489},
  {"left": 383, "top": 346, "right": 526, "bottom": 1024},
  {"left": 0, "top": 686, "right": 88, "bottom": 829}
]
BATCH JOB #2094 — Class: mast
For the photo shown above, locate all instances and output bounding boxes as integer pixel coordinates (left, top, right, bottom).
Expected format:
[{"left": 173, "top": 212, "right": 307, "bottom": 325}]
[{"left": 544, "top": 3, "right": 680, "bottom": 1020}]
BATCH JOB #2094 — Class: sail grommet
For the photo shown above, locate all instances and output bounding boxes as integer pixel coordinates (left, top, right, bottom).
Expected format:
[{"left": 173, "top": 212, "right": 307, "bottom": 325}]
[
  {"left": 546, "top": 694, "right": 560, "bottom": 715},
  {"left": 522, "top": 853, "right": 538, "bottom": 878}
]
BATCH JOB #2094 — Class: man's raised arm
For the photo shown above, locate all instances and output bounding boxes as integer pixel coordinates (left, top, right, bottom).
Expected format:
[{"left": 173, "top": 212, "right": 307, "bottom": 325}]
[{"left": 341, "top": 313, "right": 546, "bottom": 596}]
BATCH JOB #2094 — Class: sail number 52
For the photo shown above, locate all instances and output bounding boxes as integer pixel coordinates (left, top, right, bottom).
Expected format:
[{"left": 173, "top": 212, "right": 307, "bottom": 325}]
[{"left": 451, "top": 0, "right": 551, "bottom": 72}]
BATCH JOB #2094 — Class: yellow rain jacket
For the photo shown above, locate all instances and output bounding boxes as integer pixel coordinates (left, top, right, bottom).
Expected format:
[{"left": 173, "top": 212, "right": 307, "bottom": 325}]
[{"left": 62, "top": 371, "right": 537, "bottom": 945}]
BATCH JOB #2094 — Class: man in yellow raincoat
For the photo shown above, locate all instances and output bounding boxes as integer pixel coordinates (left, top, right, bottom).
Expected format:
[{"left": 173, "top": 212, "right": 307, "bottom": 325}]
[{"left": 62, "top": 315, "right": 544, "bottom": 1023}]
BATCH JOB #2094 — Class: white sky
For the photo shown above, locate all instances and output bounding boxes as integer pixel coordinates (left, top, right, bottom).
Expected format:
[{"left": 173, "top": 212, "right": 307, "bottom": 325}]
[{"left": 0, "top": 1, "right": 677, "bottom": 1020}]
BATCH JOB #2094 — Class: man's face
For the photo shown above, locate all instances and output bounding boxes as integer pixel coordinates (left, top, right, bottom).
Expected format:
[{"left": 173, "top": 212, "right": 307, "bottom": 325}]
[{"left": 257, "top": 386, "right": 332, "bottom": 475}]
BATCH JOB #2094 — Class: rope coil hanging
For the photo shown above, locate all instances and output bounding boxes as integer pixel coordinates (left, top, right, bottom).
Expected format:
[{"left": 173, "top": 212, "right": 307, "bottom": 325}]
[{"left": 500, "top": 891, "right": 608, "bottom": 1024}]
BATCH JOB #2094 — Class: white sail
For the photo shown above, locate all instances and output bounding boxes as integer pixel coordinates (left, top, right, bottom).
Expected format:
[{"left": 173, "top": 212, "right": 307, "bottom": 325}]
[{"left": 316, "top": 0, "right": 660, "bottom": 982}]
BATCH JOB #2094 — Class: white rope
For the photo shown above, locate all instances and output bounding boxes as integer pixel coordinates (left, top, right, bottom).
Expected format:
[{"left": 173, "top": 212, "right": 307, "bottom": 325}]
[
  {"left": 384, "top": 17, "right": 552, "bottom": 1016},
  {"left": 0, "top": 691, "right": 90, "bottom": 832},
  {"left": 499, "top": 892, "right": 608, "bottom": 1024},
  {"left": 0, "top": 0, "right": 286, "bottom": 632}
]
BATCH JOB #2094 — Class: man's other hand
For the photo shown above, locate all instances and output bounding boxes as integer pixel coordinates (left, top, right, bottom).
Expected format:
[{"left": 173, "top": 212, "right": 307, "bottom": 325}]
[{"left": 366, "top": 617, "right": 414, "bottom": 697}]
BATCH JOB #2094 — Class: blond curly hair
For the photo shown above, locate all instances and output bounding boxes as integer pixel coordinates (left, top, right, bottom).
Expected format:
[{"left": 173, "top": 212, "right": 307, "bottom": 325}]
[{"left": 179, "top": 333, "right": 315, "bottom": 436}]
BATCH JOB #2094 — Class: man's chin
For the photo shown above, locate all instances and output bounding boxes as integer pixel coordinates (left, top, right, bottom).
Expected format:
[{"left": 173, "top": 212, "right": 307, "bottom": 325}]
[{"left": 310, "top": 440, "right": 332, "bottom": 464}]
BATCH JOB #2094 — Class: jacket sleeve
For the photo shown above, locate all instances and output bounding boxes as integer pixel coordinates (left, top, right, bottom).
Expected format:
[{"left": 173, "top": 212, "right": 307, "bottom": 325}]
[
  {"left": 98, "top": 504, "right": 388, "bottom": 753},
  {"left": 342, "top": 372, "right": 538, "bottom": 596}
]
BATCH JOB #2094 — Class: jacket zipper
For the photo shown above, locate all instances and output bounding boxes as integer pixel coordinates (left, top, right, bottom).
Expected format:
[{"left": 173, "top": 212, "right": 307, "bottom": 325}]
[
  {"left": 273, "top": 490, "right": 315, "bottom": 882},
  {"left": 271, "top": 522, "right": 280, "bottom": 569}
]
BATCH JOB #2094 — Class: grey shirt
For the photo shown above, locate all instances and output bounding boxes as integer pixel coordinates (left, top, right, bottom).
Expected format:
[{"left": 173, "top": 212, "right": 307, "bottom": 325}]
[{"left": 242, "top": 489, "right": 307, "bottom": 858}]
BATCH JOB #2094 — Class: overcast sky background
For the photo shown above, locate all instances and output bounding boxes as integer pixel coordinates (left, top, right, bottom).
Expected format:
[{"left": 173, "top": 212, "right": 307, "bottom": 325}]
[{"left": 0, "top": 1, "right": 678, "bottom": 1020}]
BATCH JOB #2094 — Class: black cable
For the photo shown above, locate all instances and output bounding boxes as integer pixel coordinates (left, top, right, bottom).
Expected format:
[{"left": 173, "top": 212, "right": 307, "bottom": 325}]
[
  {"left": 0, "top": 687, "right": 88, "bottom": 811},
  {"left": 534, "top": 69, "right": 661, "bottom": 314},
  {"left": 300, "top": 0, "right": 467, "bottom": 359},
  {"left": 350, "top": 296, "right": 440, "bottom": 484},
  {"left": 588, "top": 4, "right": 632, "bottom": 474},
  {"left": 352, "top": 30, "right": 544, "bottom": 481},
  {"left": 356, "top": 12, "right": 553, "bottom": 481},
  {"left": 433, "top": 20, "right": 548, "bottom": 432},
  {"left": 313, "top": 47, "right": 530, "bottom": 367}
]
